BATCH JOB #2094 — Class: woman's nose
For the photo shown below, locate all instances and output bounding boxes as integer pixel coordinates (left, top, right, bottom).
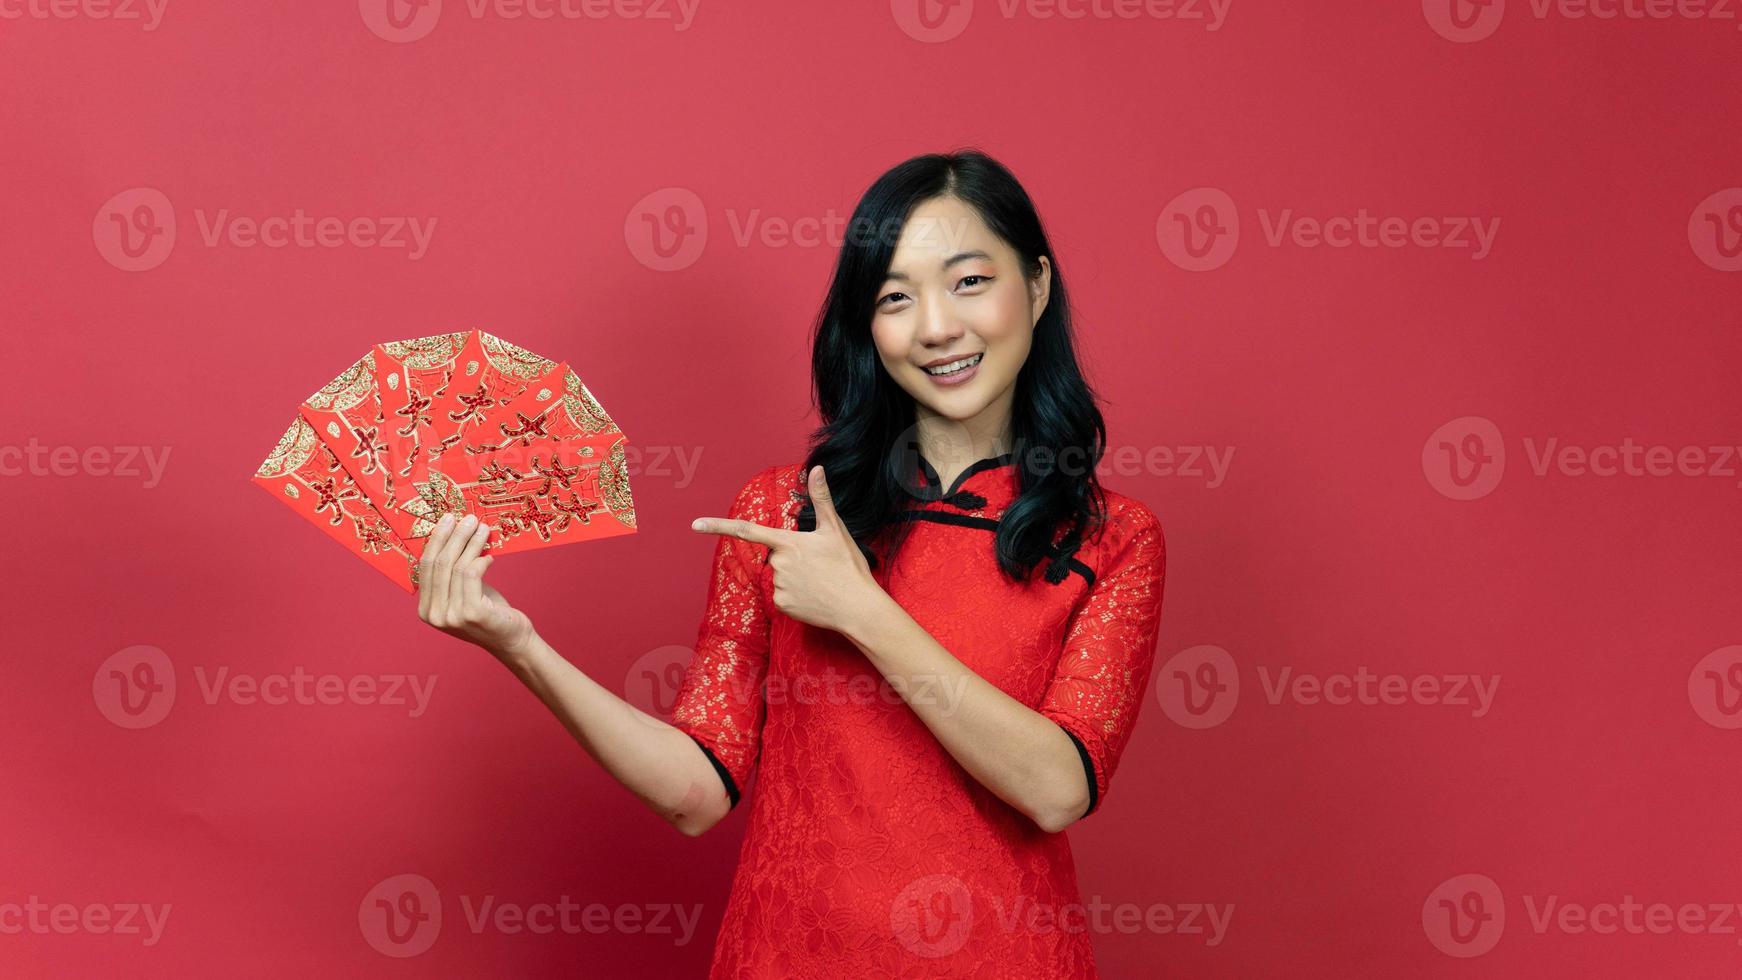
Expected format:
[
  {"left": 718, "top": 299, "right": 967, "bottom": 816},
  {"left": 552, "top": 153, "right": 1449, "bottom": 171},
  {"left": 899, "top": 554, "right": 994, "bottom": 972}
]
[{"left": 914, "top": 295, "right": 964, "bottom": 346}]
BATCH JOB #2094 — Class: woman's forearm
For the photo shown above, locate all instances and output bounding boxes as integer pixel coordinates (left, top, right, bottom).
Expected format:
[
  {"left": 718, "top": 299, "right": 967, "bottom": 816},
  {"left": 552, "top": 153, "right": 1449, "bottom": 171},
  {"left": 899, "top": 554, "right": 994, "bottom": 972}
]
[
  {"left": 839, "top": 592, "right": 1090, "bottom": 834},
  {"left": 492, "top": 631, "right": 734, "bottom": 837}
]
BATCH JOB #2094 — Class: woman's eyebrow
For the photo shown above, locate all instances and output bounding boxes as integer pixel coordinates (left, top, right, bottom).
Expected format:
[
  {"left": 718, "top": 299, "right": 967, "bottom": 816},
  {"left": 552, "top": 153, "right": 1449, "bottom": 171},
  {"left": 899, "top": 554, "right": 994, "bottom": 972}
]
[{"left": 884, "top": 250, "right": 993, "bottom": 282}]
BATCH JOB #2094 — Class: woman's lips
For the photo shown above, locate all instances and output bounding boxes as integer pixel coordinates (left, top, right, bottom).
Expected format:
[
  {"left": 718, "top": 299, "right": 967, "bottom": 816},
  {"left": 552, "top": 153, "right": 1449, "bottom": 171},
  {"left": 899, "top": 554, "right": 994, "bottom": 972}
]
[{"left": 922, "top": 354, "right": 981, "bottom": 387}]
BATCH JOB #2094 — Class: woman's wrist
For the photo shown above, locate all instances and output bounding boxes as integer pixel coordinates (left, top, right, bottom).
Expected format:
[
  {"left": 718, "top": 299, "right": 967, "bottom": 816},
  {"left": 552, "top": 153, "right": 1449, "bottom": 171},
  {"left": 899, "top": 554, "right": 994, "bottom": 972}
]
[{"left": 488, "top": 628, "right": 546, "bottom": 672}]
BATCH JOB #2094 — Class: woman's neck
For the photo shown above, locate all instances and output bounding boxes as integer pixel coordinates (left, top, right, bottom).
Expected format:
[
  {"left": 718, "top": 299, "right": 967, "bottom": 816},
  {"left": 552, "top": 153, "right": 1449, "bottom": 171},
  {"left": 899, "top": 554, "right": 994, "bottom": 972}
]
[{"left": 912, "top": 409, "right": 1014, "bottom": 493}]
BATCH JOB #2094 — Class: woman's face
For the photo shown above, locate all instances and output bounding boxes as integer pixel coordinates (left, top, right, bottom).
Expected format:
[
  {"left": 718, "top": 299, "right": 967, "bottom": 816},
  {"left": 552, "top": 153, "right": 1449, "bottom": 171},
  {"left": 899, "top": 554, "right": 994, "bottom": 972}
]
[{"left": 870, "top": 195, "right": 1051, "bottom": 434}]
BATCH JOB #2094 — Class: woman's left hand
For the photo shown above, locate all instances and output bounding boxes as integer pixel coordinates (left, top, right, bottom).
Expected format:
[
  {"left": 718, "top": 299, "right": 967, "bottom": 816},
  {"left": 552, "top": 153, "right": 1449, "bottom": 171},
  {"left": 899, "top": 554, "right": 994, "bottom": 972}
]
[{"left": 691, "top": 465, "right": 884, "bottom": 636}]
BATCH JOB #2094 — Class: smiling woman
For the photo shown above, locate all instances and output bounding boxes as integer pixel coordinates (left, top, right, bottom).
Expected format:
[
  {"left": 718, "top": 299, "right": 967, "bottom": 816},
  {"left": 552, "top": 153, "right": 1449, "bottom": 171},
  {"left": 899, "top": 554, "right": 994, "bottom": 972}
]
[{"left": 411, "top": 149, "right": 1167, "bottom": 979}]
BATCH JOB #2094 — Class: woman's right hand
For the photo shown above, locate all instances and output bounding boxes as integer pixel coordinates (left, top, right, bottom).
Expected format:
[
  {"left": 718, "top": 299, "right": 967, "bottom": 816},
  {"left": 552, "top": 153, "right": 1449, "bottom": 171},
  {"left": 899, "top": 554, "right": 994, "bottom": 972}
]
[{"left": 416, "top": 513, "right": 536, "bottom": 660}]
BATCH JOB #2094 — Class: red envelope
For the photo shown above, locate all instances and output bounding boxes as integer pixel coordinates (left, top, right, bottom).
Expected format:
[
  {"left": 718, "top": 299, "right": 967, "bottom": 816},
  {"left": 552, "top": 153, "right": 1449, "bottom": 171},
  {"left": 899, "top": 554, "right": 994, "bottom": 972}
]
[
  {"left": 461, "top": 361, "right": 623, "bottom": 454},
  {"left": 370, "top": 330, "right": 471, "bottom": 495},
  {"left": 396, "top": 430, "right": 638, "bottom": 557},
  {"left": 252, "top": 416, "right": 419, "bottom": 591},
  {"left": 255, "top": 331, "right": 636, "bottom": 590},
  {"left": 297, "top": 351, "right": 397, "bottom": 514}
]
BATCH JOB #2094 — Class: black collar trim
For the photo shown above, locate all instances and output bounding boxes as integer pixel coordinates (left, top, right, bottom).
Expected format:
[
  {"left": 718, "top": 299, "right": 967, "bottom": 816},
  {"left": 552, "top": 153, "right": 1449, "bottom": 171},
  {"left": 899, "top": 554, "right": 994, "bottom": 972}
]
[
  {"left": 914, "top": 451, "right": 1015, "bottom": 499},
  {"left": 885, "top": 509, "right": 1095, "bottom": 587},
  {"left": 903, "top": 451, "right": 1016, "bottom": 512}
]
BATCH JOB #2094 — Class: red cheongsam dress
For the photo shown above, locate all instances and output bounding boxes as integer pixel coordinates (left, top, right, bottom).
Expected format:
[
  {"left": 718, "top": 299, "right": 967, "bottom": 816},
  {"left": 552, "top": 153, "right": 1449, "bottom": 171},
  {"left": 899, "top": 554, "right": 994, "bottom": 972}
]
[{"left": 670, "top": 451, "right": 1167, "bottom": 979}]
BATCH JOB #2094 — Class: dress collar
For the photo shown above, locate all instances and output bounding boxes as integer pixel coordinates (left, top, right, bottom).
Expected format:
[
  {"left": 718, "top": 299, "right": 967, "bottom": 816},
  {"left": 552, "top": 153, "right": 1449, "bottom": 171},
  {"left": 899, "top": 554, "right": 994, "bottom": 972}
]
[{"left": 900, "top": 447, "right": 1018, "bottom": 511}]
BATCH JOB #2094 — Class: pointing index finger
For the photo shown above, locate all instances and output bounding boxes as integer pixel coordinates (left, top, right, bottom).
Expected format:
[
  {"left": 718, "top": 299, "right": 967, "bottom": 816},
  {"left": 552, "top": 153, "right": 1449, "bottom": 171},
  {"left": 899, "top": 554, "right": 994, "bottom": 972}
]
[{"left": 691, "top": 516, "right": 788, "bottom": 549}]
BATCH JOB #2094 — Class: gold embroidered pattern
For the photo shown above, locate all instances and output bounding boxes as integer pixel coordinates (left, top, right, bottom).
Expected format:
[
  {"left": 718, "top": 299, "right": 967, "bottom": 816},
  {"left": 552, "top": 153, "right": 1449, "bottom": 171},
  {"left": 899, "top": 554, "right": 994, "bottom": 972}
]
[
  {"left": 379, "top": 331, "right": 468, "bottom": 369},
  {"left": 599, "top": 436, "right": 636, "bottom": 529},
  {"left": 560, "top": 369, "right": 619, "bottom": 435},
  {"left": 304, "top": 353, "right": 377, "bottom": 411},
  {"left": 480, "top": 330, "right": 558, "bottom": 380},
  {"left": 255, "top": 416, "right": 320, "bottom": 478}
]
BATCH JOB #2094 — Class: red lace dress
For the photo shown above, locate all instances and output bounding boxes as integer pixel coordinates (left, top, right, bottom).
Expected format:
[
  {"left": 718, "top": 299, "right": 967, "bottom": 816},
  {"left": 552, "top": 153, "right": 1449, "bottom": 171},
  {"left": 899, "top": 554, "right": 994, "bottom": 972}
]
[{"left": 671, "top": 452, "right": 1167, "bottom": 979}]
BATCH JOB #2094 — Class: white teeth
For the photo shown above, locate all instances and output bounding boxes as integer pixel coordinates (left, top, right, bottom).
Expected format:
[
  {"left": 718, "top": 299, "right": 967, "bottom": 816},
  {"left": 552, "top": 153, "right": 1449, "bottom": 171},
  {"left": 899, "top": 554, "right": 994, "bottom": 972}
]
[{"left": 924, "top": 352, "right": 983, "bottom": 376}]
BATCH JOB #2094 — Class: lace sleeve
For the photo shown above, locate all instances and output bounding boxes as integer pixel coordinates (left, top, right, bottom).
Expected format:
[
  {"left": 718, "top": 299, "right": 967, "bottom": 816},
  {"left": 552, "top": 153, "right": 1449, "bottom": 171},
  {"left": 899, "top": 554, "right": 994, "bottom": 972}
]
[
  {"left": 1038, "top": 500, "right": 1167, "bottom": 818},
  {"left": 669, "top": 469, "right": 777, "bottom": 808}
]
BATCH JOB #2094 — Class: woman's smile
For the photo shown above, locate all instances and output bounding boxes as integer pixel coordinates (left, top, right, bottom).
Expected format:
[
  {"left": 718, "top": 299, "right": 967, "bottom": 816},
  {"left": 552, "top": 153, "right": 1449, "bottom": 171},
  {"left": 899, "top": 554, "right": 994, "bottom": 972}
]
[{"left": 921, "top": 351, "right": 984, "bottom": 386}]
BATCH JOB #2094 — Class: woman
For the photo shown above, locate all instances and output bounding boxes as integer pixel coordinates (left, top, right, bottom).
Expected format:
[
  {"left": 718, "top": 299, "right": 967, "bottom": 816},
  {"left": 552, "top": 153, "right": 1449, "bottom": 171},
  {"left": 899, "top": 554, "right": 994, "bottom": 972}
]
[{"left": 414, "top": 149, "right": 1168, "bottom": 978}]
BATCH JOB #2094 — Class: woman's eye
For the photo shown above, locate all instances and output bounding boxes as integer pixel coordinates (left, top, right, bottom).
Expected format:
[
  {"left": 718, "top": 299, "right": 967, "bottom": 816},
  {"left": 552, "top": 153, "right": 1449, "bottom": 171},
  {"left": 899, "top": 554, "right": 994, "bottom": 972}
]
[
  {"left": 878, "top": 292, "right": 909, "bottom": 307},
  {"left": 958, "top": 275, "right": 992, "bottom": 289}
]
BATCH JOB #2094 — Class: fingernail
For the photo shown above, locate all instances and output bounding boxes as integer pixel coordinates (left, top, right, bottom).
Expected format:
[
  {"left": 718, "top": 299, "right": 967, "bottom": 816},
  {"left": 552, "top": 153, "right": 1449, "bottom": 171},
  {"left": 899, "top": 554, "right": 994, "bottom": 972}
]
[
  {"left": 691, "top": 518, "right": 705, "bottom": 531},
  {"left": 438, "top": 514, "right": 454, "bottom": 528},
  {"left": 461, "top": 514, "right": 477, "bottom": 528}
]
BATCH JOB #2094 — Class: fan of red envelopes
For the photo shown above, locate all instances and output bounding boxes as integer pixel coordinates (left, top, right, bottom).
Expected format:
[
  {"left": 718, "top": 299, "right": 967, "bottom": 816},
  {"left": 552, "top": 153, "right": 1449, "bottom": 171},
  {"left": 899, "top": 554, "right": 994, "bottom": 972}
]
[{"left": 252, "top": 329, "right": 636, "bottom": 592}]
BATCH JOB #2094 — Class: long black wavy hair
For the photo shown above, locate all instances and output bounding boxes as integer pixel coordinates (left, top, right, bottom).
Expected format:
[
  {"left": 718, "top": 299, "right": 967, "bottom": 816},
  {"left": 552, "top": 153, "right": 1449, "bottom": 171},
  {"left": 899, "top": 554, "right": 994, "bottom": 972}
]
[{"left": 794, "top": 149, "right": 1109, "bottom": 585}]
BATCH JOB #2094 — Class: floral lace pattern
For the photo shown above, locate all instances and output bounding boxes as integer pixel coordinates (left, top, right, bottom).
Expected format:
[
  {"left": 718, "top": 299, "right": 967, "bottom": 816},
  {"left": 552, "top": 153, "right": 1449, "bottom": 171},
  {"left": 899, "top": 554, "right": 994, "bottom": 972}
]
[{"left": 671, "top": 459, "right": 1167, "bottom": 978}]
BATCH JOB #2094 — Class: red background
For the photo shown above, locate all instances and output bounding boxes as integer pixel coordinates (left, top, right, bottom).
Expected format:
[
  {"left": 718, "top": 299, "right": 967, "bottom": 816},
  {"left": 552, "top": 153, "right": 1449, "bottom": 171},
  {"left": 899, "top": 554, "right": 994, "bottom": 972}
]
[{"left": 3, "top": 1, "right": 1740, "bottom": 976}]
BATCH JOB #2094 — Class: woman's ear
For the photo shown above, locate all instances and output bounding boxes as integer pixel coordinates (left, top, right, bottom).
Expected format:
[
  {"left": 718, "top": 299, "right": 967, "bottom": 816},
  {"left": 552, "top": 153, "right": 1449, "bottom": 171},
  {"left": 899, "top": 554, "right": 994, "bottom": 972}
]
[{"left": 1028, "top": 255, "right": 1052, "bottom": 327}]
